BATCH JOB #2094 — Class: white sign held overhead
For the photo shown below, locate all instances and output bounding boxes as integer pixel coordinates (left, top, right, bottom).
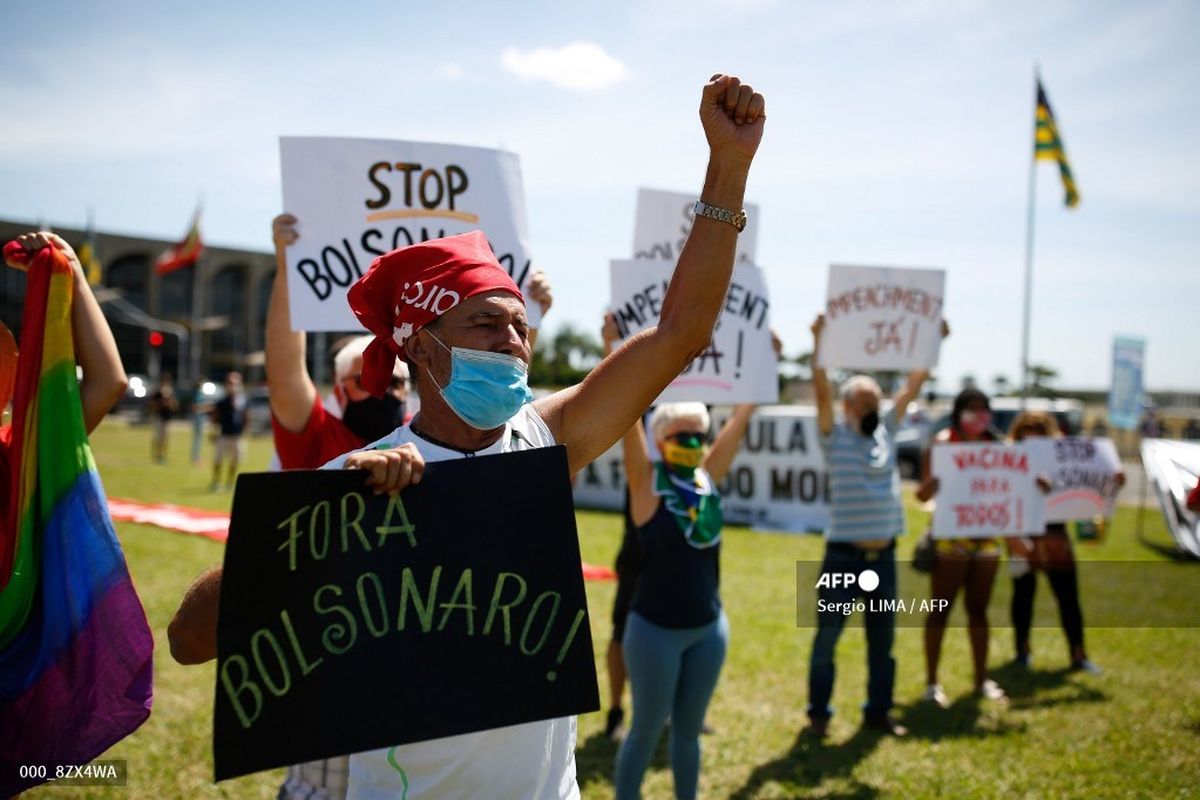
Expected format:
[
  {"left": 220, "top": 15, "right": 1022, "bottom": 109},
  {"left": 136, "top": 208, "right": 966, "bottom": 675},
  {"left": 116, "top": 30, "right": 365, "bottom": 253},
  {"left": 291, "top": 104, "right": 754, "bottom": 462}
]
[
  {"left": 609, "top": 260, "right": 778, "bottom": 405},
  {"left": 1026, "top": 437, "right": 1123, "bottom": 523},
  {"left": 931, "top": 443, "right": 1046, "bottom": 538},
  {"left": 632, "top": 188, "right": 760, "bottom": 267},
  {"left": 818, "top": 264, "right": 946, "bottom": 371},
  {"left": 279, "top": 136, "right": 541, "bottom": 332}
]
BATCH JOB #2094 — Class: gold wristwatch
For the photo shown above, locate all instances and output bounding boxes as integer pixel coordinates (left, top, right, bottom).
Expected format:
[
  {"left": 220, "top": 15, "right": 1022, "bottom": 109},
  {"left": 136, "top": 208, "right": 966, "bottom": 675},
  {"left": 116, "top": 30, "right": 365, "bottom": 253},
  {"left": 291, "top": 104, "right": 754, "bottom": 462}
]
[{"left": 692, "top": 199, "right": 747, "bottom": 232}]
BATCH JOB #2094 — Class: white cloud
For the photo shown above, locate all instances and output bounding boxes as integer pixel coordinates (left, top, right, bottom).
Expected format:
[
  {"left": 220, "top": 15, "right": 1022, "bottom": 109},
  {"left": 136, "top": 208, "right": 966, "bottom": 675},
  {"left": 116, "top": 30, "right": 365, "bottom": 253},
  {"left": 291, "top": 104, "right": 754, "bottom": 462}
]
[{"left": 500, "top": 42, "right": 629, "bottom": 91}]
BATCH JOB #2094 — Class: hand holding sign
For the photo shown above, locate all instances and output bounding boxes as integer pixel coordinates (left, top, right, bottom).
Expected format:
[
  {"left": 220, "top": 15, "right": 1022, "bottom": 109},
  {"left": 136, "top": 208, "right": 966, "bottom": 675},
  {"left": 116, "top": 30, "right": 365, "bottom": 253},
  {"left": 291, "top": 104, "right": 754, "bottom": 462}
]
[
  {"left": 213, "top": 448, "right": 599, "bottom": 781},
  {"left": 345, "top": 442, "right": 425, "bottom": 496}
]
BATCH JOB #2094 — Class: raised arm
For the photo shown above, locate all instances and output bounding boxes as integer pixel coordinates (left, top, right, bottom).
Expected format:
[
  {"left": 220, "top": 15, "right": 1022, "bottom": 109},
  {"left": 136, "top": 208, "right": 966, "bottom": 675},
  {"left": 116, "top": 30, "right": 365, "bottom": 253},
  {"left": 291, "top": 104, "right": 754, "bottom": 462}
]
[
  {"left": 265, "top": 214, "right": 318, "bottom": 432},
  {"left": 5, "top": 232, "right": 127, "bottom": 433},
  {"left": 600, "top": 312, "right": 656, "bottom": 520},
  {"left": 705, "top": 403, "right": 755, "bottom": 484},
  {"left": 536, "top": 74, "right": 766, "bottom": 474},
  {"left": 811, "top": 314, "right": 834, "bottom": 436}
]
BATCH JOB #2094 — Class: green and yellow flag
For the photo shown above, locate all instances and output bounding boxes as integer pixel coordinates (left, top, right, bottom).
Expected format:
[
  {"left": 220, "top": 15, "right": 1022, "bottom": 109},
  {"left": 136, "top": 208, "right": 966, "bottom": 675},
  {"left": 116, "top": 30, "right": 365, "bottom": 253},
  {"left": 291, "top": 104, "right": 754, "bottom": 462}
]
[{"left": 1035, "top": 79, "right": 1079, "bottom": 208}]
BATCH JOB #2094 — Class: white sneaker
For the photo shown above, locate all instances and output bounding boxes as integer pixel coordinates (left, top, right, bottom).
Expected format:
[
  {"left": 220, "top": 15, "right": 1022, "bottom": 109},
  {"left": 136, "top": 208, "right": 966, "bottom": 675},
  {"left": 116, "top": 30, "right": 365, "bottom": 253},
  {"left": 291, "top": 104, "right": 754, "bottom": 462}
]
[
  {"left": 1073, "top": 658, "right": 1103, "bottom": 676},
  {"left": 922, "top": 684, "right": 948, "bottom": 708},
  {"left": 978, "top": 678, "right": 1008, "bottom": 703}
]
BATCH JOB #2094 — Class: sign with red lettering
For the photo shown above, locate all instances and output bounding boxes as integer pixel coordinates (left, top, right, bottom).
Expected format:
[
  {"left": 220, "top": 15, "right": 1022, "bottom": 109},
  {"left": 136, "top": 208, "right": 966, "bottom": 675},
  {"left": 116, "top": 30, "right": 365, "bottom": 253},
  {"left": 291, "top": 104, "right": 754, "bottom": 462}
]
[
  {"left": 609, "top": 260, "right": 778, "bottom": 404},
  {"left": 931, "top": 443, "right": 1046, "bottom": 538},
  {"left": 1026, "top": 437, "right": 1122, "bottom": 522},
  {"left": 280, "top": 137, "right": 541, "bottom": 332},
  {"left": 818, "top": 265, "right": 946, "bottom": 371}
]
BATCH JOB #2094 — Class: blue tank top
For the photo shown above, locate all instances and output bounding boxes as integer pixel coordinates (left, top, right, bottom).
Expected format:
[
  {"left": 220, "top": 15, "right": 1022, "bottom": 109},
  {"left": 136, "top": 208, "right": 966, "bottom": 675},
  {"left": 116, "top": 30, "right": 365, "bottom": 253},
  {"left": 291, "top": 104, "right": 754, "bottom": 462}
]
[{"left": 629, "top": 487, "right": 722, "bottom": 629}]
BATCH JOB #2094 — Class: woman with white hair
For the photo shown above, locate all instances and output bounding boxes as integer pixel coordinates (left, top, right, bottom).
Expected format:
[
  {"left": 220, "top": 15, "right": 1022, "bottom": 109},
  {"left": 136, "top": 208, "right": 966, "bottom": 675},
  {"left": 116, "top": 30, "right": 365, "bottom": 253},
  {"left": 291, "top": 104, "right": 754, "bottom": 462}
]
[{"left": 612, "top": 397, "right": 756, "bottom": 799}]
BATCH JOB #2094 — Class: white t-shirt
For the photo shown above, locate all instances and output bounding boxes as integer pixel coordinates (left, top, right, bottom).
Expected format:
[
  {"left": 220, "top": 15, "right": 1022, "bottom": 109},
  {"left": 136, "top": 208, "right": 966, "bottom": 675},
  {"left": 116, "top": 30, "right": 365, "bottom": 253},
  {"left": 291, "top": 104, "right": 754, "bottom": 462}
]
[{"left": 322, "top": 404, "right": 580, "bottom": 800}]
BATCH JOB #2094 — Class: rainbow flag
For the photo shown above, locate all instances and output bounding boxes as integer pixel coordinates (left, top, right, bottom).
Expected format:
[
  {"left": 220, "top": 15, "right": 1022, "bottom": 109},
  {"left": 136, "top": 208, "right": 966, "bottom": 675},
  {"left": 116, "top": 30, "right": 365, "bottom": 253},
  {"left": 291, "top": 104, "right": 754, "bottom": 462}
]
[{"left": 0, "top": 241, "right": 153, "bottom": 795}]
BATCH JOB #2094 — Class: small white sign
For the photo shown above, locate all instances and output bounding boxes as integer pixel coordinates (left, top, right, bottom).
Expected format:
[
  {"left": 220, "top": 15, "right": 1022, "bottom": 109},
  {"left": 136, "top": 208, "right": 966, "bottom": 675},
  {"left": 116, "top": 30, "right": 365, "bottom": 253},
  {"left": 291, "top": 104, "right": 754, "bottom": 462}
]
[
  {"left": 609, "top": 260, "right": 778, "bottom": 404},
  {"left": 280, "top": 136, "right": 540, "bottom": 332},
  {"left": 632, "top": 188, "right": 760, "bottom": 268},
  {"left": 1027, "top": 437, "right": 1123, "bottom": 522},
  {"left": 818, "top": 264, "right": 945, "bottom": 371},
  {"left": 931, "top": 443, "right": 1046, "bottom": 538}
]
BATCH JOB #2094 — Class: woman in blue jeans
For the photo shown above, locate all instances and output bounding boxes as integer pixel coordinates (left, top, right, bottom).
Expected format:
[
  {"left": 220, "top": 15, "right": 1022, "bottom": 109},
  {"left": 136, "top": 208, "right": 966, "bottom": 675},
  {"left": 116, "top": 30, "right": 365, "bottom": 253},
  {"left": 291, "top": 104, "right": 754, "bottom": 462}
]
[{"left": 612, "top": 400, "right": 755, "bottom": 800}]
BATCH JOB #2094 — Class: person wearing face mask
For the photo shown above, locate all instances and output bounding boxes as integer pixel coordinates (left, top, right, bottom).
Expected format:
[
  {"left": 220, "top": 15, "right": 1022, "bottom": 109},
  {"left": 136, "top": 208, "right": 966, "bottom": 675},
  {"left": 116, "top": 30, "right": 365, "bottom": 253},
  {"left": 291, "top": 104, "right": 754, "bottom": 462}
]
[
  {"left": 916, "top": 387, "right": 1008, "bottom": 707},
  {"left": 267, "top": 216, "right": 443, "bottom": 472},
  {"left": 602, "top": 357, "right": 756, "bottom": 796},
  {"left": 1007, "top": 411, "right": 1115, "bottom": 674},
  {"left": 271, "top": 73, "right": 764, "bottom": 800},
  {"left": 805, "top": 313, "right": 944, "bottom": 739}
]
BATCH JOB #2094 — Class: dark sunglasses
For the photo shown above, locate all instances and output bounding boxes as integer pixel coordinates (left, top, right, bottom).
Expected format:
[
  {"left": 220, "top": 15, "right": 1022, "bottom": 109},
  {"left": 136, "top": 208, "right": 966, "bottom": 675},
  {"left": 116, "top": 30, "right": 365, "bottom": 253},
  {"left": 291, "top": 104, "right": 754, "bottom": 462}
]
[{"left": 666, "top": 432, "right": 709, "bottom": 447}]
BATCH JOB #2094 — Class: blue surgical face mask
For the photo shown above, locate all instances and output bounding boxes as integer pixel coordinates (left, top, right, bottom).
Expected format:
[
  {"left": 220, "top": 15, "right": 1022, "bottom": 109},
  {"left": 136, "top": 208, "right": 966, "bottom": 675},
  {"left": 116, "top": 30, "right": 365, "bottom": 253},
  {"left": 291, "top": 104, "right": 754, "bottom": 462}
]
[{"left": 424, "top": 330, "right": 533, "bottom": 430}]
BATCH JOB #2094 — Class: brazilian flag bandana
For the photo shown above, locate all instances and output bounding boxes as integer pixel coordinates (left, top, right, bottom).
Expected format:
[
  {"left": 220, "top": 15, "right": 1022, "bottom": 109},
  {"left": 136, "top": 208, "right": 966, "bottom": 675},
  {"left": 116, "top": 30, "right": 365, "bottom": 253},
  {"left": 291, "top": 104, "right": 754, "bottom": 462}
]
[{"left": 653, "top": 462, "right": 723, "bottom": 549}]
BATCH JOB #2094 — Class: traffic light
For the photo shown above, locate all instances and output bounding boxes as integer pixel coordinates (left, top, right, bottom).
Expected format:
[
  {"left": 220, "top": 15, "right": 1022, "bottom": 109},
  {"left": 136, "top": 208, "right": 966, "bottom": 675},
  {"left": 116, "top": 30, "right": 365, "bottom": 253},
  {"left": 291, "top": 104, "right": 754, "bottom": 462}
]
[{"left": 148, "top": 330, "right": 165, "bottom": 348}]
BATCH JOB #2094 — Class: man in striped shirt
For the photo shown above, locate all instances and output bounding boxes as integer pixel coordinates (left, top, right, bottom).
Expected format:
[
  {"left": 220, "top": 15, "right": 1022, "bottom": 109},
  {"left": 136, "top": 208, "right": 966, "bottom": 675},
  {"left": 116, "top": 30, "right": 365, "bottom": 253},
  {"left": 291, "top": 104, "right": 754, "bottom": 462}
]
[{"left": 804, "top": 313, "right": 943, "bottom": 738}]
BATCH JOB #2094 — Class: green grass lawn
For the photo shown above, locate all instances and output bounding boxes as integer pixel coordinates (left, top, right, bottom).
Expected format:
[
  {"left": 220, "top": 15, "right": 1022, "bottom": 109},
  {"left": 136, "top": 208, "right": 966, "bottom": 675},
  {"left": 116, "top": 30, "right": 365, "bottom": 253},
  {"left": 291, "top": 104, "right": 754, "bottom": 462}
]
[{"left": 24, "top": 420, "right": 1200, "bottom": 798}]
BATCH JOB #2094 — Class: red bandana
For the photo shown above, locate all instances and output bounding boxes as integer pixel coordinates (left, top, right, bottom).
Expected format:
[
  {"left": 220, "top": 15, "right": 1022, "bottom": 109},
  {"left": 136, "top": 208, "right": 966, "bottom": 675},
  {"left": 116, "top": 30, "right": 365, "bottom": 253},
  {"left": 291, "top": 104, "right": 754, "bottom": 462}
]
[{"left": 347, "top": 231, "right": 523, "bottom": 397}]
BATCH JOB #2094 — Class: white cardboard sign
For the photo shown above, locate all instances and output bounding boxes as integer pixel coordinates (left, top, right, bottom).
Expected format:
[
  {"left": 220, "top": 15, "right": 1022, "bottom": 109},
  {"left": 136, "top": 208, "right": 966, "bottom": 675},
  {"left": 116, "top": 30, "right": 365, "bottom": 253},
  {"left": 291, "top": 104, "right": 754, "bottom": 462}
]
[
  {"left": 632, "top": 188, "right": 760, "bottom": 268},
  {"left": 573, "top": 406, "right": 830, "bottom": 532},
  {"left": 279, "top": 137, "right": 540, "bottom": 332},
  {"left": 1027, "top": 437, "right": 1122, "bottom": 522},
  {"left": 931, "top": 443, "right": 1046, "bottom": 538},
  {"left": 608, "top": 260, "right": 778, "bottom": 404},
  {"left": 818, "top": 264, "right": 945, "bottom": 371}
]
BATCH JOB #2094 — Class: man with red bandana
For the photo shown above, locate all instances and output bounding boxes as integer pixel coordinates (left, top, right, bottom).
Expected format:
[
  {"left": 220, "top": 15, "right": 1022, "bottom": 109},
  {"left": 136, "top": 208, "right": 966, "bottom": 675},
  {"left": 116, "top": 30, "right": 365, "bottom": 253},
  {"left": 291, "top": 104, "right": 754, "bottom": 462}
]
[{"left": 172, "top": 72, "right": 766, "bottom": 800}]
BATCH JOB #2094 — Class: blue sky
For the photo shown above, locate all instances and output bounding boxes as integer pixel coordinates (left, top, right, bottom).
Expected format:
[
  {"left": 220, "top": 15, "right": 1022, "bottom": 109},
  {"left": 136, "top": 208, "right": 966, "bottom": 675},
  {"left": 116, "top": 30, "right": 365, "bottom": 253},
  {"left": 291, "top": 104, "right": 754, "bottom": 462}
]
[{"left": 2, "top": 0, "right": 1197, "bottom": 391}]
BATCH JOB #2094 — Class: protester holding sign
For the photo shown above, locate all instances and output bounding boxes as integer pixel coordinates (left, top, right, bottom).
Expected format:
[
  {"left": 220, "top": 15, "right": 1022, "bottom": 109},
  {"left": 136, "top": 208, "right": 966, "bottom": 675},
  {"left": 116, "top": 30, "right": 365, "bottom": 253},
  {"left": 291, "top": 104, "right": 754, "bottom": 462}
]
[
  {"left": 916, "top": 388, "right": 1008, "bottom": 706},
  {"left": 302, "top": 73, "right": 764, "bottom": 799},
  {"left": 1007, "top": 412, "right": 1112, "bottom": 674},
  {"left": 609, "top": 398, "right": 753, "bottom": 799},
  {"left": 805, "top": 313, "right": 943, "bottom": 739}
]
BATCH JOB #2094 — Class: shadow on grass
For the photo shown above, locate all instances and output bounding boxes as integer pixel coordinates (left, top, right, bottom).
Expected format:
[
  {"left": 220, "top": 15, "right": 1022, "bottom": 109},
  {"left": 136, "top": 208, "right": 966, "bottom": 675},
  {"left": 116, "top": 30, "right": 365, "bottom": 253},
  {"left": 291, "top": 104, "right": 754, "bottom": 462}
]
[
  {"left": 729, "top": 725, "right": 884, "bottom": 800},
  {"left": 1136, "top": 532, "right": 1194, "bottom": 561},
  {"left": 898, "top": 693, "right": 1027, "bottom": 742},
  {"left": 729, "top": 692, "right": 1037, "bottom": 799},
  {"left": 575, "top": 728, "right": 670, "bottom": 794},
  {"left": 989, "top": 661, "right": 1109, "bottom": 711}
]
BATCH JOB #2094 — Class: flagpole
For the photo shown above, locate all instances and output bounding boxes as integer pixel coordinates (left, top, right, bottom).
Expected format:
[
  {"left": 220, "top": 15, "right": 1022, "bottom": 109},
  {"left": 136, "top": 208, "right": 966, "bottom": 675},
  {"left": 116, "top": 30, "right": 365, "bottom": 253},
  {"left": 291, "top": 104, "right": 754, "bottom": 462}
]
[{"left": 1019, "top": 65, "right": 1039, "bottom": 404}]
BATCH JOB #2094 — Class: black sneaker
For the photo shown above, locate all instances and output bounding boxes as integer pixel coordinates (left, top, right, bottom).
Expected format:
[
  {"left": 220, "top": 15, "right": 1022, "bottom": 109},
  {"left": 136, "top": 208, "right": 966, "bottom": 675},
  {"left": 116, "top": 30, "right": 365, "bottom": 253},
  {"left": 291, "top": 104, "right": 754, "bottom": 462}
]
[{"left": 604, "top": 708, "right": 625, "bottom": 741}]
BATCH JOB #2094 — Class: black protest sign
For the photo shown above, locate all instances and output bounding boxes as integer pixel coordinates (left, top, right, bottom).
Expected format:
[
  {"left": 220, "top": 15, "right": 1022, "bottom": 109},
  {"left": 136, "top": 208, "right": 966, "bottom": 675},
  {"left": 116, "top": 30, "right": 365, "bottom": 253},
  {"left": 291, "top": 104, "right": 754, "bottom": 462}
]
[{"left": 212, "top": 446, "right": 599, "bottom": 781}]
